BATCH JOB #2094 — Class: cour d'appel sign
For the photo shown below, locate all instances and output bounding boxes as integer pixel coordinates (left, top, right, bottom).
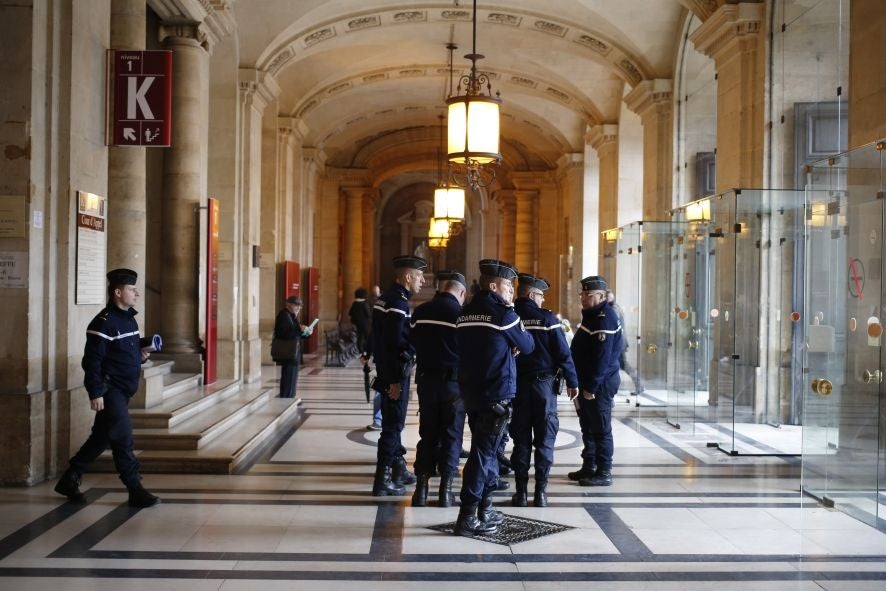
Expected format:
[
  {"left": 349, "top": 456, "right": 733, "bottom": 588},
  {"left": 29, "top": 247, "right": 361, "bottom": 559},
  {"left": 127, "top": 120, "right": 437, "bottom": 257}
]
[{"left": 107, "top": 50, "right": 172, "bottom": 147}]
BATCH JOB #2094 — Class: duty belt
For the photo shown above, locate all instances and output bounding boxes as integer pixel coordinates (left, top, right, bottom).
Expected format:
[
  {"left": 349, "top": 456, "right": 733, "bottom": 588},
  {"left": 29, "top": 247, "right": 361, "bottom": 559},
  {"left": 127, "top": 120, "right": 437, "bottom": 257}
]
[
  {"left": 418, "top": 367, "right": 459, "bottom": 382},
  {"left": 518, "top": 370, "right": 555, "bottom": 382}
]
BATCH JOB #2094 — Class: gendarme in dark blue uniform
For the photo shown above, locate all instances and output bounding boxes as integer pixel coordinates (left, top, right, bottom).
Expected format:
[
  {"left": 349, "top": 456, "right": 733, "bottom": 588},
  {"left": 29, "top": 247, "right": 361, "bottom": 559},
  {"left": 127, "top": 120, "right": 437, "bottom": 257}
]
[
  {"left": 454, "top": 259, "right": 535, "bottom": 537},
  {"left": 55, "top": 268, "right": 160, "bottom": 508},
  {"left": 511, "top": 273, "right": 579, "bottom": 507},
  {"left": 570, "top": 275, "right": 623, "bottom": 486},
  {"left": 408, "top": 271, "right": 467, "bottom": 507},
  {"left": 370, "top": 255, "right": 427, "bottom": 496}
]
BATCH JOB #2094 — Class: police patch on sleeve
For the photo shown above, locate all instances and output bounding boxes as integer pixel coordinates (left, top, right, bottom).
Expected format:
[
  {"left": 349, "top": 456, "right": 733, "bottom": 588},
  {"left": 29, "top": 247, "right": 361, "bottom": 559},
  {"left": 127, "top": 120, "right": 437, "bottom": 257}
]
[{"left": 598, "top": 333, "right": 607, "bottom": 342}]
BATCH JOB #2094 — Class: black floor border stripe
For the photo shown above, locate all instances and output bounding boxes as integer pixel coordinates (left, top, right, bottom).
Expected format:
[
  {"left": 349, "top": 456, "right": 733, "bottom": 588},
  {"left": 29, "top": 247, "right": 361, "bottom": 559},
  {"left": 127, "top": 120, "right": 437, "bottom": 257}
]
[
  {"left": 49, "top": 501, "right": 144, "bottom": 558},
  {"left": 619, "top": 417, "right": 705, "bottom": 464},
  {"left": 703, "top": 422, "right": 803, "bottom": 460},
  {"left": 586, "top": 505, "right": 653, "bottom": 558},
  {"left": 0, "top": 489, "right": 106, "bottom": 560},
  {"left": 0, "top": 567, "right": 885, "bottom": 581},
  {"left": 369, "top": 501, "right": 406, "bottom": 559}
]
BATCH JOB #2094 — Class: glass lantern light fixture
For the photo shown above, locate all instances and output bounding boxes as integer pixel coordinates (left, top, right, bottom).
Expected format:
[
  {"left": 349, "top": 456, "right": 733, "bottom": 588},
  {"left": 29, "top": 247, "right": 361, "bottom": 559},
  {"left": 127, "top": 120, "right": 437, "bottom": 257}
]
[
  {"left": 433, "top": 112, "right": 466, "bottom": 235},
  {"left": 428, "top": 217, "right": 451, "bottom": 249},
  {"left": 446, "top": 0, "right": 502, "bottom": 192}
]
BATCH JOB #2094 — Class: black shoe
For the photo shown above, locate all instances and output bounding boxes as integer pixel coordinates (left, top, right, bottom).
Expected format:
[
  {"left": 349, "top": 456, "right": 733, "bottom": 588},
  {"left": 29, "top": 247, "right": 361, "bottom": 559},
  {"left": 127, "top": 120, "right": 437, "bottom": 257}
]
[
  {"left": 54, "top": 467, "right": 84, "bottom": 501},
  {"left": 478, "top": 496, "right": 504, "bottom": 526},
  {"left": 533, "top": 481, "right": 549, "bottom": 507},
  {"left": 411, "top": 474, "right": 430, "bottom": 507},
  {"left": 495, "top": 479, "right": 510, "bottom": 491},
  {"left": 438, "top": 473, "right": 455, "bottom": 507},
  {"left": 497, "top": 453, "right": 513, "bottom": 476},
  {"left": 373, "top": 465, "right": 406, "bottom": 496},
  {"left": 392, "top": 457, "right": 416, "bottom": 486},
  {"left": 454, "top": 504, "right": 498, "bottom": 537},
  {"left": 459, "top": 448, "right": 469, "bottom": 459},
  {"left": 511, "top": 477, "right": 528, "bottom": 507},
  {"left": 579, "top": 470, "right": 612, "bottom": 487},
  {"left": 128, "top": 485, "right": 160, "bottom": 508},
  {"left": 567, "top": 465, "right": 596, "bottom": 481}
]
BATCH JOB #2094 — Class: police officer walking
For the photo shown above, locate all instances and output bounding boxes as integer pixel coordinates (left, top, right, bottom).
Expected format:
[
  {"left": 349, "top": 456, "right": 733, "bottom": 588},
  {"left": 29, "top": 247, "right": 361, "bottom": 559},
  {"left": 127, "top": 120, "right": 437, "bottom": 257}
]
[
  {"left": 511, "top": 274, "right": 579, "bottom": 507},
  {"left": 569, "top": 275, "right": 623, "bottom": 487},
  {"left": 409, "top": 271, "right": 467, "bottom": 507},
  {"left": 454, "top": 259, "right": 534, "bottom": 537},
  {"left": 54, "top": 269, "right": 160, "bottom": 508},
  {"left": 370, "top": 255, "right": 426, "bottom": 496}
]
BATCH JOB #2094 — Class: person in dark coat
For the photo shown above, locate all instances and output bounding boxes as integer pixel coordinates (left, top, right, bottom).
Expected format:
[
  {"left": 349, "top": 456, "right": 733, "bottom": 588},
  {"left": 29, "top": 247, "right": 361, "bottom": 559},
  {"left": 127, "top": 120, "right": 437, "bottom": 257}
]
[
  {"left": 273, "top": 295, "right": 313, "bottom": 398},
  {"left": 54, "top": 268, "right": 160, "bottom": 508},
  {"left": 348, "top": 287, "right": 372, "bottom": 356}
]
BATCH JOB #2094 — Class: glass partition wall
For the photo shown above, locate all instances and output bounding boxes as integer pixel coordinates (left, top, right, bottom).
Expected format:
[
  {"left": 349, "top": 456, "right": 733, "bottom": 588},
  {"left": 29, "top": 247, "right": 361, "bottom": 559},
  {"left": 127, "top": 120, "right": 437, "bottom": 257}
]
[
  {"left": 667, "top": 190, "right": 806, "bottom": 454},
  {"left": 801, "top": 141, "right": 885, "bottom": 529}
]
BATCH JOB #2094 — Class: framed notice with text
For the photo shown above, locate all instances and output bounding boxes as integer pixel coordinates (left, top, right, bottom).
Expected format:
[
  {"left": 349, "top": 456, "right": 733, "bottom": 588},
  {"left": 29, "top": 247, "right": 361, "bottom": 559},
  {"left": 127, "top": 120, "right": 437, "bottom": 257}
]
[{"left": 76, "top": 191, "right": 107, "bottom": 305}]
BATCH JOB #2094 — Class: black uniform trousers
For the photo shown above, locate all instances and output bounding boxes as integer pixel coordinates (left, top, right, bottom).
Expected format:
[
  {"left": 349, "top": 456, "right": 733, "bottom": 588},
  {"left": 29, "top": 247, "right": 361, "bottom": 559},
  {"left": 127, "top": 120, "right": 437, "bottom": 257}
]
[
  {"left": 576, "top": 374, "right": 620, "bottom": 471},
  {"left": 376, "top": 374, "right": 411, "bottom": 467},
  {"left": 69, "top": 387, "right": 141, "bottom": 489},
  {"left": 510, "top": 375, "right": 558, "bottom": 478},
  {"left": 413, "top": 373, "right": 465, "bottom": 477},
  {"left": 279, "top": 362, "right": 299, "bottom": 398},
  {"left": 459, "top": 403, "right": 510, "bottom": 506}
]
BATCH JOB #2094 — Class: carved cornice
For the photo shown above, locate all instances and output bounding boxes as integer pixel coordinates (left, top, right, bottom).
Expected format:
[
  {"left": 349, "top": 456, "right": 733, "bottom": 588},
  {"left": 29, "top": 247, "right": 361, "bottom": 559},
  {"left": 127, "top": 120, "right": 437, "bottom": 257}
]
[
  {"left": 624, "top": 79, "right": 673, "bottom": 120},
  {"left": 239, "top": 69, "right": 281, "bottom": 112},
  {"left": 679, "top": 0, "right": 721, "bottom": 22},
  {"left": 586, "top": 124, "right": 619, "bottom": 150},
  {"left": 278, "top": 117, "right": 310, "bottom": 143},
  {"left": 690, "top": 2, "right": 764, "bottom": 62},
  {"left": 158, "top": 22, "right": 216, "bottom": 52},
  {"left": 302, "top": 147, "right": 327, "bottom": 171}
]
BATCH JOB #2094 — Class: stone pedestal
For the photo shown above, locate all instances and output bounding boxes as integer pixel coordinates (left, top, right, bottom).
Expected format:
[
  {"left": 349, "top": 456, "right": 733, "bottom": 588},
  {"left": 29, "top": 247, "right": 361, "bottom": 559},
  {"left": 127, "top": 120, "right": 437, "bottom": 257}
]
[{"left": 624, "top": 80, "right": 673, "bottom": 218}]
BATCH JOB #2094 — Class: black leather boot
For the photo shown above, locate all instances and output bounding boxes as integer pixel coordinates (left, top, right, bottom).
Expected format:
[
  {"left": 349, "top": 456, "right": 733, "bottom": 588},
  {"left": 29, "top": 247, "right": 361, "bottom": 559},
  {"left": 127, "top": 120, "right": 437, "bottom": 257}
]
[
  {"left": 373, "top": 465, "right": 406, "bottom": 496},
  {"left": 454, "top": 503, "right": 498, "bottom": 537},
  {"left": 495, "top": 479, "right": 510, "bottom": 491},
  {"left": 479, "top": 494, "right": 504, "bottom": 525},
  {"left": 579, "top": 469, "right": 612, "bottom": 487},
  {"left": 411, "top": 474, "right": 429, "bottom": 506},
  {"left": 438, "top": 473, "right": 455, "bottom": 507},
  {"left": 128, "top": 485, "right": 161, "bottom": 508},
  {"left": 533, "top": 481, "right": 549, "bottom": 507},
  {"left": 568, "top": 462, "right": 597, "bottom": 481},
  {"left": 392, "top": 456, "right": 417, "bottom": 485},
  {"left": 54, "top": 467, "right": 84, "bottom": 501},
  {"left": 511, "top": 476, "right": 528, "bottom": 507}
]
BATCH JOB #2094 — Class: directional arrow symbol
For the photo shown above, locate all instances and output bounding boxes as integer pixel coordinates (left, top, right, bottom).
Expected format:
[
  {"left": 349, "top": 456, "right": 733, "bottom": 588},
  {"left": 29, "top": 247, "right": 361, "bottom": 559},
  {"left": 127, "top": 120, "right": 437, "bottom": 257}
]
[{"left": 123, "top": 128, "right": 136, "bottom": 141}]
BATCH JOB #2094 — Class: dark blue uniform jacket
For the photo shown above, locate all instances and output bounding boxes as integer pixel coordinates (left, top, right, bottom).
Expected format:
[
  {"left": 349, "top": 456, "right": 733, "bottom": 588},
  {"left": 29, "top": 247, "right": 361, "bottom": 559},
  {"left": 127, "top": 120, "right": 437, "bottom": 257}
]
[
  {"left": 82, "top": 306, "right": 147, "bottom": 399},
  {"left": 456, "top": 290, "right": 535, "bottom": 405},
  {"left": 410, "top": 291, "right": 461, "bottom": 371},
  {"left": 371, "top": 283, "right": 414, "bottom": 385},
  {"left": 514, "top": 297, "right": 579, "bottom": 389},
  {"left": 570, "top": 301, "right": 623, "bottom": 394}
]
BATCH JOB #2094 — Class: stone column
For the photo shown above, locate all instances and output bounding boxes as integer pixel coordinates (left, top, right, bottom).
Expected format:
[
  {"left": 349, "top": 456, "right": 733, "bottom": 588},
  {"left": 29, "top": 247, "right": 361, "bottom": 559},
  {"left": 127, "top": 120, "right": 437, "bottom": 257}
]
[
  {"left": 513, "top": 189, "right": 537, "bottom": 272},
  {"left": 362, "top": 190, "right": 379, "bottom": 287},
  {"left": 496, "top": 191, "right": 516, "bottom": 264},
  {"left": 342, "top": 187, "right": 367, "bottom": 317},
  {"left": 691, "top": 2, "right": 765, "bottom": 191},
  {"left": 588, "top": 125, "right": 619, "bottom": 270},
  {"left": 557, "top": 154, "right": 585, "bottom": 316},
  {"left": 849, "top": 0, "right": 886, "bottom": 148},
  {"left": 107, "top": 0, "right": 146, "bottom": 298},
  {"left": 624, "top": 80, "right": 673, "bottom": 218},
  {"left": 157, "top": 24, "right": 210, "bottom": 369},
  {"left": 316, "top": 172, "right": 340, "bottom": 333}
]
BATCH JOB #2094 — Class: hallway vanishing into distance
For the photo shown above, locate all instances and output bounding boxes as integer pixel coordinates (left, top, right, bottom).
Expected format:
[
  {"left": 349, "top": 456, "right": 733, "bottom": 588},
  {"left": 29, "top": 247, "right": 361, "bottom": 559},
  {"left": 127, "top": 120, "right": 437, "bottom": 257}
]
[{"left": 2, "top": 357, "right": 886, "bottom": 589}]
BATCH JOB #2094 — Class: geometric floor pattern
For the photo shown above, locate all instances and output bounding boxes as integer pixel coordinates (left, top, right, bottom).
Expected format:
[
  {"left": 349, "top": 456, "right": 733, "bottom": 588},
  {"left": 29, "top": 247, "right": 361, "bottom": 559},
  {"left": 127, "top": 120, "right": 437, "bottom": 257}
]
[
  {"left": 2, "top": 356, "right": 886, "bottom": 590},
  {"left": 427, "top": 514, "right": 574, "bottom": 545}
]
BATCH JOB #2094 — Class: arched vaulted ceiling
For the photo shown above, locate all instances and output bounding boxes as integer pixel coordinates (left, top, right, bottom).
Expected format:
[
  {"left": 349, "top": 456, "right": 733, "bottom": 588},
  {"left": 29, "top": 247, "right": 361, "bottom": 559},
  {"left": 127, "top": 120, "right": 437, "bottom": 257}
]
[{"left": 233, "top": 1, "right": 686, "bottom": 169}]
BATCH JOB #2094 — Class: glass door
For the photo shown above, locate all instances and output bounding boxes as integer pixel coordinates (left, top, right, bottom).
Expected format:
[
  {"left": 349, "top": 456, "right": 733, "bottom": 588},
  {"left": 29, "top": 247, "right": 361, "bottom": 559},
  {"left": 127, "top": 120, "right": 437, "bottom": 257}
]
[
  {"left": 802, "top": 144, "right": 885, "bottom": 528},
  {"left": 615, "top": 223, "right": 642, "bottom": 404}
]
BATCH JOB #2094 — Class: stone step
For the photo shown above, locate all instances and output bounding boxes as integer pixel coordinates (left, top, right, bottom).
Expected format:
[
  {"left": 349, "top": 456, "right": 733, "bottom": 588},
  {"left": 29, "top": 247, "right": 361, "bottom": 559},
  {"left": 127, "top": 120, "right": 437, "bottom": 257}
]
[
  {"left": 132, "top": 386, "right": 275, "bottom": 450},
  {"left": 161, "top": 372, "right": 203, "bottom": 400},
  {"left": 95, "top": 396, "right": 302, "bottom": 474},
  {"left": 130, "top": 379, "right": 241, "bottom": 429}
]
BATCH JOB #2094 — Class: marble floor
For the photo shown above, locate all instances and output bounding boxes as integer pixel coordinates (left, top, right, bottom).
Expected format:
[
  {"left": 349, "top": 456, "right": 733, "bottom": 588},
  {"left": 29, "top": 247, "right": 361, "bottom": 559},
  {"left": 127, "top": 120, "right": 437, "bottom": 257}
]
[{"left": 2, "top": 358, "right": 886, "bottom": 590}]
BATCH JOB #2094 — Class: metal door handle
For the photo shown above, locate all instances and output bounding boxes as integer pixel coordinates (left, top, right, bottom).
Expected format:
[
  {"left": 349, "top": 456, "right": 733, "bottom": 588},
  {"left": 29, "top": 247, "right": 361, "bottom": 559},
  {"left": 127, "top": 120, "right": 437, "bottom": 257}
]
[
  {"left": 863, "top": 370, "right": 883, "bottom": 385},
  {"left": 688, "top": 340, "right": 699, "bottom": 350},
  {"left": 811, "top": 378, "right": 833, "bottom": 396},
  {"left": 646, "top": 344, "right": 657, "bottom": 354}
]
